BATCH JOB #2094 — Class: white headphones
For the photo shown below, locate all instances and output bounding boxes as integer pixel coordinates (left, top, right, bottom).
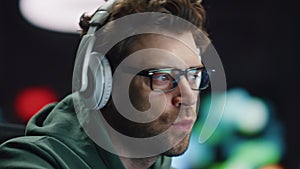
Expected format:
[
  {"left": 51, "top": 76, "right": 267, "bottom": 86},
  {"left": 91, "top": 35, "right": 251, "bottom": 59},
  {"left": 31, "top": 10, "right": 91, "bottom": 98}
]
[{"left": 73, "top": 0, "right": 118, "bottom": 110}]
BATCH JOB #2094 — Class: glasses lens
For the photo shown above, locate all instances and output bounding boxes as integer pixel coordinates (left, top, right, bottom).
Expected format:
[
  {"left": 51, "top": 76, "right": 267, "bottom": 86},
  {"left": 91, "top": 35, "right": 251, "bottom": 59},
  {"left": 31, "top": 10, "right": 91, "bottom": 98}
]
[
  {"left": 187, "top": 68, "right": 210, "bottom": 90},
  {"left": 187, "top": 68, "right": 202, "bottom": 90},
  {"left": 199, "top": 69, "right": 210, "bottom": 90},
  {"left": 151, "top": 72, "right": 175, "bottom": 91}
]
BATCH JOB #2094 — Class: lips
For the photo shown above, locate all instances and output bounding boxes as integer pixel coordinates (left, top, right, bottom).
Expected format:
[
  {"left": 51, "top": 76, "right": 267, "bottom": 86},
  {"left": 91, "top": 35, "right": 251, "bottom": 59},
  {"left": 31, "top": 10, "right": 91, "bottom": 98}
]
[{"left": 171, "top": 119, "right": 194, "bottom": 132}]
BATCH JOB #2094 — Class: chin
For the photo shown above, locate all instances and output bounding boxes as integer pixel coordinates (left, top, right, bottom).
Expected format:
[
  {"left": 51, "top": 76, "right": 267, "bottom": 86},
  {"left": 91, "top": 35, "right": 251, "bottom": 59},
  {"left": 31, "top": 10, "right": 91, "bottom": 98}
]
[{"left": 163, "top": 134, "right": 191, "bottom": 157}]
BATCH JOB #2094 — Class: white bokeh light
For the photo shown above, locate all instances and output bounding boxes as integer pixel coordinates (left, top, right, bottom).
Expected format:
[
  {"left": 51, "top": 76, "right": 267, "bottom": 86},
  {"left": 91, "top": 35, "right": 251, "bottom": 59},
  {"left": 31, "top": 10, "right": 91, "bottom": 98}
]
[{"left": 19, "top": 0, "right": 105, "bottom": 33}]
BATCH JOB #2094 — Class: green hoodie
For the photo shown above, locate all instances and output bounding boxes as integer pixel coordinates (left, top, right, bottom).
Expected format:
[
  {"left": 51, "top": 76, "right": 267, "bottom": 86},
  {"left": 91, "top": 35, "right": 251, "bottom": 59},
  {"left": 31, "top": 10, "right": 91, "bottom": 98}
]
[{"left": 0, "top": 95, "right": 172, "bottom": 169}]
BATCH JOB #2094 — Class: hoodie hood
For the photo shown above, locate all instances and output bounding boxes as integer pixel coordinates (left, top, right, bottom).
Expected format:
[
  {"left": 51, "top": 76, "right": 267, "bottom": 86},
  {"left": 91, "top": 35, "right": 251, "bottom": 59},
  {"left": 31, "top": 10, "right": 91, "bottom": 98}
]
[{"left": 25, "top": 94, "right": 172, "bottom": 169}]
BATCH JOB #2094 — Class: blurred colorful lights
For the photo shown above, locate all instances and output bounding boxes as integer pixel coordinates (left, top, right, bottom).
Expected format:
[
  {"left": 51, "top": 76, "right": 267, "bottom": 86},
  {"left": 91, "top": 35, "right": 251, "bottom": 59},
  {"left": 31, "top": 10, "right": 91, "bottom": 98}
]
[{"left": 14, "top": 87, "right": 58, "bottom": 122}]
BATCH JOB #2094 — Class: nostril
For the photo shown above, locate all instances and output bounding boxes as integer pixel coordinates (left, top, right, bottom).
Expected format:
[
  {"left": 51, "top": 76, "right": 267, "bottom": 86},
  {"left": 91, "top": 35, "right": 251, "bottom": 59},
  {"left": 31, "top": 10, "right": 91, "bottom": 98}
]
[{"left": 172, "top": 96, "right": 181, "bottom": 107}]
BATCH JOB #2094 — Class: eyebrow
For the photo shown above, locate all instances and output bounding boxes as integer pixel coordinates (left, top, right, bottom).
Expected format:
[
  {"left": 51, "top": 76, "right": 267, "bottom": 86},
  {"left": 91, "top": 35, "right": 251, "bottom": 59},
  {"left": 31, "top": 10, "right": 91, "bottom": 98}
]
[
  {"left": 149, "top": 64, "right": 204, "bottom": 70},
  {"left": 121, "top": 64, "right": 205, "bottom": 74}
]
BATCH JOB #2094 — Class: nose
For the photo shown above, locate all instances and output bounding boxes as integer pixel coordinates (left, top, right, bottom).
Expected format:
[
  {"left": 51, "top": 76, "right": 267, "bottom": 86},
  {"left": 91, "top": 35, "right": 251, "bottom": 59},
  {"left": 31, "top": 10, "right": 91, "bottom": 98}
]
[{"left": 172, "top": 76, "right": 198, "bottom": 107}]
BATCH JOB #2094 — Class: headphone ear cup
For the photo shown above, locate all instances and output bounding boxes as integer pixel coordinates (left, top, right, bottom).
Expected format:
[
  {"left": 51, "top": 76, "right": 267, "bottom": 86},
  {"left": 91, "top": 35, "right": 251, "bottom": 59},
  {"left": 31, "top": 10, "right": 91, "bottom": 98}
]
[
  {"left": 73, "top": 0, "right": 118, "bottom": 110},
  {"left": 79, "top": 52, "right": 112, "bottom": 110},
  {"left": 98, "top": 55, "right": 112, "bottom": 109}
]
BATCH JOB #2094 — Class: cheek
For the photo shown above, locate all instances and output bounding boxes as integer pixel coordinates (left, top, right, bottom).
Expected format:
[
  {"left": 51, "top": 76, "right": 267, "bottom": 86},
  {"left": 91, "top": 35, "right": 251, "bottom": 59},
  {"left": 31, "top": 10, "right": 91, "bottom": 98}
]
[
  {"left": 195, "top": 94, "right": 200, "bottom": 112},
  {"left": 129, "top": 77, "right": 174, "bottom": 122},
  {"left": 129, "top": 77, "right": 151, "bottom": 111}
]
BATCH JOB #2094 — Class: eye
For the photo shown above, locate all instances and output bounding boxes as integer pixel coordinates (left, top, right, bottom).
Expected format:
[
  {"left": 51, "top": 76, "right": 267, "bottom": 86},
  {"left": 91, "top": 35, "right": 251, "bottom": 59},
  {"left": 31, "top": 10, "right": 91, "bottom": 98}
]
[
  {"left": 153, "top": 73, "right": 171, "bottom": 81},
  {"left": 189, "top": 71, "right": 202, "bottom": 81},
  {"left": 151, "top": 72, "right": 174, "bottom": 91}
]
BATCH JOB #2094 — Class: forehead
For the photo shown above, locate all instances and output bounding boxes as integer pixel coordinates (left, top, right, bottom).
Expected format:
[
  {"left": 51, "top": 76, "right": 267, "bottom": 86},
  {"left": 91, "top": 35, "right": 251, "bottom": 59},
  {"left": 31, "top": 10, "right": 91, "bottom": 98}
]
[{"left": 127, "top": 32, "right": 202, "bottom": 69}]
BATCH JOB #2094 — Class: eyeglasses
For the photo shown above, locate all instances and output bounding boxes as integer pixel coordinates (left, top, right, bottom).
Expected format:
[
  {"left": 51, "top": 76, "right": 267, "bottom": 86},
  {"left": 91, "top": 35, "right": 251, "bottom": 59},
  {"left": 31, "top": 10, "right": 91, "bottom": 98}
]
[{"left": 135, "top": 66, "right": 212, "bottom": 92}]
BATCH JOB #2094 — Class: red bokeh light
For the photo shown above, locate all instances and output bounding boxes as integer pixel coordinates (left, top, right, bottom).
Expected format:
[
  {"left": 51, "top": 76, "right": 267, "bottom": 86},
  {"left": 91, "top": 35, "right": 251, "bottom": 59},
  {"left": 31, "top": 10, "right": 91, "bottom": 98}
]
[{"left": 14, "top": 87, "right": 58, "bottom": 122}]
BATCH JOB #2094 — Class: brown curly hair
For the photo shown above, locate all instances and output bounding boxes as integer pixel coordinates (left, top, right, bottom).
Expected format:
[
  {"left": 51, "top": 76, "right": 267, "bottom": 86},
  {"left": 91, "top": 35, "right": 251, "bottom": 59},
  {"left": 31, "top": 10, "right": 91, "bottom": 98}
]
[
  {"left": 79, "top": 0, "right": 207, "bottom": 70},
  {"left": 80, "top": 0, "right": 206, "bottom": 35}
]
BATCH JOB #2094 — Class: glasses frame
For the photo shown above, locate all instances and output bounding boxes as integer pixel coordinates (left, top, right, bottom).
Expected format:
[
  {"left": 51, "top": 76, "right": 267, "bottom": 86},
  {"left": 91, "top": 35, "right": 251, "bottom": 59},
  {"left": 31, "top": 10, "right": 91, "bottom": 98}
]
[{"left": 136, "top": 66, "right": 212, "bottom": 92}]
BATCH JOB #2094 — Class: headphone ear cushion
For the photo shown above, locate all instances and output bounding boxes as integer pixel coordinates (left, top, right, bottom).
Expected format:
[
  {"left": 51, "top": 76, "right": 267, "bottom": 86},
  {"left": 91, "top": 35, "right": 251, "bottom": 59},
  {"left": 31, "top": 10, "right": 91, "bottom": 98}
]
[
  {"left": 98, "top": 55, "right": 112, "bottom": 109},
  {"left": 79, "top": 52, "right": 112, "bottom": 110}
]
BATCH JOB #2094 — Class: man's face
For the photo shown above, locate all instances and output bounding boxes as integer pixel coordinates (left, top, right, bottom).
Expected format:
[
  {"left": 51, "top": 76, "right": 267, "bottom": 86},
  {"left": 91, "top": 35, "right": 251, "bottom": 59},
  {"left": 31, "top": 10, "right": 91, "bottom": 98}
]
[{"left": 105, "top": 31, "right": 201, "bottom": 157}]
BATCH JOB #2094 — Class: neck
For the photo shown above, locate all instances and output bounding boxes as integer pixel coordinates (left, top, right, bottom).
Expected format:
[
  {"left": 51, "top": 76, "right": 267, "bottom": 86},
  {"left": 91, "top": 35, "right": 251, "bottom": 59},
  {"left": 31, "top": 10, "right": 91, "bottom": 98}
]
[{"left": 119, "top": 156, "right": 158, "bottom": 169}]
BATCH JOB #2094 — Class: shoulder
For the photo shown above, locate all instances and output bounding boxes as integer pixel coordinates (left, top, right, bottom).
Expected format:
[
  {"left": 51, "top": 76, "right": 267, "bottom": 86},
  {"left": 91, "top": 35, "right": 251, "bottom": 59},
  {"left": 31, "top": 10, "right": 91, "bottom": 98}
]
[
  {"left": 0, "top": 136, "right": 60, "bottom": 168},
  {"left": 0, "top": 135, "right": 91, "bottom": 169}
]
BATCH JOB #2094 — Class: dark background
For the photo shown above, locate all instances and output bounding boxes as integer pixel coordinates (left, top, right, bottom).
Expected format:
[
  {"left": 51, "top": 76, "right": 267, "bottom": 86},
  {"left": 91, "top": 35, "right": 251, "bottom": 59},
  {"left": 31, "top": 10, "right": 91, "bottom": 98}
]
[{"left": 0, "top": 0, "right": 299, "bottom": 168}]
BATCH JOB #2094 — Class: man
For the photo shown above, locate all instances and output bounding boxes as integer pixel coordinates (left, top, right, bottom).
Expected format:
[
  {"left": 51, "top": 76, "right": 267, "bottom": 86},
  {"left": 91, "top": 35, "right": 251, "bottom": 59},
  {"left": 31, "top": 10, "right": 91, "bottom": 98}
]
[{"left": 0, "top": 0, "right": 210, "bottom": 168}]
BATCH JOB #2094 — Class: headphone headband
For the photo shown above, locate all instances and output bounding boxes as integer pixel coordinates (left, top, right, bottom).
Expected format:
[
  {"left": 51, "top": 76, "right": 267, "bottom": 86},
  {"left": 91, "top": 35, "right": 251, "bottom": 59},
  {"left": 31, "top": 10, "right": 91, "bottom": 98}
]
[{"left": 87, "top": 0, "right": 118, "bottom": 35}]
